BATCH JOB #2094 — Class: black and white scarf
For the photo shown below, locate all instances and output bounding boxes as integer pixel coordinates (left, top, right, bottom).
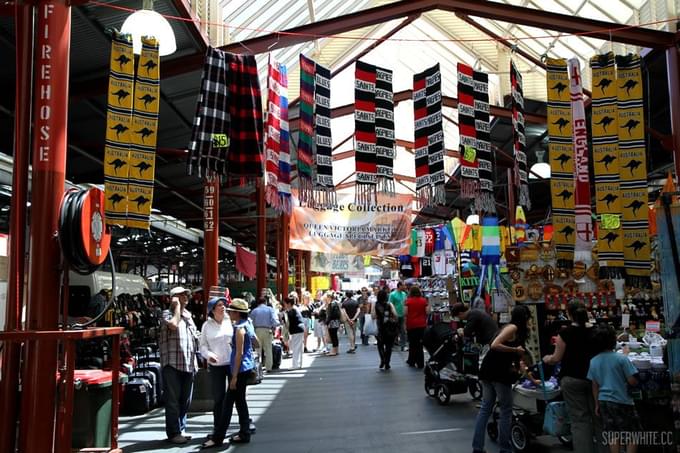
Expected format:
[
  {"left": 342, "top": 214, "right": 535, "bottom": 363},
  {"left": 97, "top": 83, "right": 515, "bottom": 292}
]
[
  {"left": 314, "top": 62, "right": 335, "bottom": 207},
  {"left": 355, "top": 61, "right": 377, "bottom": 205}
]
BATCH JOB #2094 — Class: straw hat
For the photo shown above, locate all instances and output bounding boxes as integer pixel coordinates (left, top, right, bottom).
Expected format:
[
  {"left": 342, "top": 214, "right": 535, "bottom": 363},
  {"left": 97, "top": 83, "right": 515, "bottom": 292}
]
[{"left": 226, "top": 298, "right": 250, "bottom": 313}]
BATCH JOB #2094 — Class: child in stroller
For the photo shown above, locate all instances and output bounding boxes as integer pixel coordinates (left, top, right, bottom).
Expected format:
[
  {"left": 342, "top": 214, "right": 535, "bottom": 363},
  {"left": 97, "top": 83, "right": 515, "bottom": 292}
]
[{"left": 423, "top": 322, "right": 483, "bottom": 405}]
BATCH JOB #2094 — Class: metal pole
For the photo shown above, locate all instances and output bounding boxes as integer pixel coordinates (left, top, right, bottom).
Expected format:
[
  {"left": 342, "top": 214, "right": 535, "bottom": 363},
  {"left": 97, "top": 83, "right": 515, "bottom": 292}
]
[
  {"left": 256, "top": 178, "right": 267, "bottom": 295},
  {"left": 0, "top": 4, "right": 34, "bottom": 452},
  {"left": 202, "top": 175, "right": 219, "bottom": 314},
  {"left": 666, "top": 46, "right": 680, "bottom": 180},
  {"left": 281, "top": 214, "right": 289, "bottom": 297},
  {"left": 294, "top": 250, "right": 302, "bottom": 296},
  {"left": 304, "top": 251, "right": 312, "bottom": 293},
  {"left": 110, "top": 334, "right": 120, "bottom": 449},
  {"left": 20, "top": 2, "right": 71, "bottom": 451}
]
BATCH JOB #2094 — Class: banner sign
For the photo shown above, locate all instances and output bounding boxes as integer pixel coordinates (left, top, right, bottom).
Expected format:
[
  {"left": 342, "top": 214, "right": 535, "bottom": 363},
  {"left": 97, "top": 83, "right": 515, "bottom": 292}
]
[
  {"left": 310, "top": 253, "right": 365, "bottom": 273},
  {"left": 290, "top": 193, "right": 412, "bottom": 255}
]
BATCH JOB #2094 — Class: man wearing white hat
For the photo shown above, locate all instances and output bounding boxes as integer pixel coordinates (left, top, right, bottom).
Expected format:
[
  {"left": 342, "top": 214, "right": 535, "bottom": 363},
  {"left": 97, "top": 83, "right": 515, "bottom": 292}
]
[{"left": 160, "top": 287, "right": 200, "bottom": 444}]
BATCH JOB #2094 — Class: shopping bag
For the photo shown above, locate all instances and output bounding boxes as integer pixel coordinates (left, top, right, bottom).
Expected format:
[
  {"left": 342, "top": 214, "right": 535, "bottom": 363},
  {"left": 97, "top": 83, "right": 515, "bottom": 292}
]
[
  {"left": 543, "top": 401, "right": 571, "bottom": 436},
  {"left": 363, "top": 314, "right": 378, "bottom": 336}
]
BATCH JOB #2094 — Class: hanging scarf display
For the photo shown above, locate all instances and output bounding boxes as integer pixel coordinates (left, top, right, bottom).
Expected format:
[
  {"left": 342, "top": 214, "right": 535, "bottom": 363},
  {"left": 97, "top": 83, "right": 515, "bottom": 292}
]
[
  {"left": 474, "top": 69, "right": 494, "bottom": 214},
  {"left": 546, "top": 57, "right": 575, "bottom": 267},
  {"left": 590, "top": 53, "right": 624, "bottom": 276},
  {"left": 278, "top": 69, "right": 292, "bottom": 213},
  {"left": 298, "top": 55, "right": 316, "bottom": 205},
  {"left": 354, "top": 61, "right": 377, "bottom": 205},
  {"left": 314, "top": 62, "right": 335, "bottom": 206},
  {"left": 264, "top": 59, "right": 291, "bottom": 214},
  {"left": 481, "top": 217, "right": 501, "bottom": 265},
  {"left": 510, "top": 61, "right": 531, "bottom": 210},
  {"left": 375, "top": 66, "right": 395, "bottom": 196},
  {"left": 457, "top": 63, "right": 479, "bottom": 201},
  {"left": 413, "top": 64, "right": 445, "bottom": 205},
  {"left": 187, "top": 49, "right": 264, "bottom": 180},
  {"left": 569, "top": 58, "right": 593, "bottom": 262},
  {"left": 616, "top": 54, "right": 651, "bottom": 283}
]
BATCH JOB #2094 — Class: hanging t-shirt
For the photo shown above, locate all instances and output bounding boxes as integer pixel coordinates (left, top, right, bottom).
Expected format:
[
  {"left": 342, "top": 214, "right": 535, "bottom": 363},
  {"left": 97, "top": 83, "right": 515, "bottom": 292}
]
[
  {"left": 416, "top": 230, "right": 426, "bottom": 257},
  {"left": 433, "top": 250, "right": 447, "bottom": 275},
  {"left": 421, "top": 256, "right": 433, "bottom": 277},
  {"left": 409, "top": 229, "right": 418, "bottom": 256},
  {"left": 445, "top": 250, "right": 456, "bottom": 275},
  {"left": 424, "top": 228, "right": 436, "bottom": 255},
  {"left": 399, "top": 255, "right": 413, "bottom": 278},
  {"left": 434, "top": 226, "right": 446, "bottom": 251},
  {"left": 410, "top": 256, "right": 421, "bottom": 278}
]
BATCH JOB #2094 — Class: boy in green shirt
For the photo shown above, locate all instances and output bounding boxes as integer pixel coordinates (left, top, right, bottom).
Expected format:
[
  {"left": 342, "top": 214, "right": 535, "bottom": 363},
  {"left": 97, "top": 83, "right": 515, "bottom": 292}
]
[{"left": 389, "top": 282, "right": 408, "bottom": 350}]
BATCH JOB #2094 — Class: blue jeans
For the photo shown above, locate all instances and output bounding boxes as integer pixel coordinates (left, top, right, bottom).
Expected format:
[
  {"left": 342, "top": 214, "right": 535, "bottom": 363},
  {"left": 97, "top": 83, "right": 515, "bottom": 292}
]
[
  {"left": 472, "top": 380, "right": 513, "bottom": 453},
  {"left": 162, "top": 365, "right": 195, "bottom": 438},
  {"left": 397, "top": 317, "right": 407, "bottom": 348},
  {"left": 208, "top": 365, "right": 230, "bottom": 434}
]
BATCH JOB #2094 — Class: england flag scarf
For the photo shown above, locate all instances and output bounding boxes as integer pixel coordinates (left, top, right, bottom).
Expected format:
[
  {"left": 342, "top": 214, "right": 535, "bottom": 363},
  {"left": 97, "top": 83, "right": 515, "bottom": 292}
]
[{"left": 264, "top": 59, "right": 291, "bottom": 214}]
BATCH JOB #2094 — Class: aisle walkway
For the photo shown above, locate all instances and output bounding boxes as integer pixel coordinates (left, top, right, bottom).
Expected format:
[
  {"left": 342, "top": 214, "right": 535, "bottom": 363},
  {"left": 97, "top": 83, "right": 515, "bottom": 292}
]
[{"left": 118, "top": 338, "right": 568, "bottom": 453}]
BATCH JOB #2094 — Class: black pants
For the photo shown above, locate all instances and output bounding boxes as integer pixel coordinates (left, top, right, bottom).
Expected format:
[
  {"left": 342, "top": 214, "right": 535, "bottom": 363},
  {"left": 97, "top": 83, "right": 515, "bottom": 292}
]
[
  {"left": 214, "top": 370, "right": 250, "bottom": 442},
  {"left": 328, "top": 327, "right": 339, "bottom": 348},
  {"left": 406, "top": 327, "right": 425, "bottom": 368},
  {"left": 208, "top": 365, "right": 229, "bottom": 433},
  {"left": 377, "top": 331, "right": 396, "bottom": 366}
]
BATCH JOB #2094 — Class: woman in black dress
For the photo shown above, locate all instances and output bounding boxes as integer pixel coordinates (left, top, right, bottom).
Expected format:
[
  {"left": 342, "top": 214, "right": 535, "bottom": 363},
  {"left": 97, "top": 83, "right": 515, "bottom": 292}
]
[{"left": 371, "top": 289, "right": 399, "bottom": 370}]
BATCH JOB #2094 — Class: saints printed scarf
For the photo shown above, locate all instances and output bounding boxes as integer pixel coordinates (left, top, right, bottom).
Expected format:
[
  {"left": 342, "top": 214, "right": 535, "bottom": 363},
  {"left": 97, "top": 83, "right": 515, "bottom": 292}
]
[
  {"left": 413, "top": 64, "right": 445, "bottom": 205},
  {"left": 511, "top": 61, "right": 530, "bottom": 210},
  {"left": 590, "top": 53, "right": 624, "bottom": 276},
  {"left": 474, "top": 70, "right": 494, "bottom": 213},
  {"left": 264, "top": 59, "right": 291, "bottom": 214},
  {"left": 457, "top": 63, "right": 479, "bottom": 201},
  {"left": 298, "top": 55, "right": 315, "bottom": 205},
  {"left": 314, "top": 62, "right": 335, "bottom": 206},
  {"left": 375, "top": 66, "right": 395, "bottom": 196},
  {"left": 546, "top": 58, "right": 575, "bottom": 267},
  {"left": 104, "top": 33, "right": 160, "bottom": 230},
  {"left": 569, "top": 58, "right": 593, "bottom": 262},
  {"left": 355, "top": 61, "right": 377, "bottom": 205},
  {"left": 616, "top": 54, "right": 650, "bottom": 283}
]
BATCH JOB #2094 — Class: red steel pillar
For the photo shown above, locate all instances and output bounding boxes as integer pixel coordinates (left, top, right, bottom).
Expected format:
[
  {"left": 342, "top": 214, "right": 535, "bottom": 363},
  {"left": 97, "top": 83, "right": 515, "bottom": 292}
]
[
  {"left": 281, "top": 213, "right": 289, "bottom": 296},
  {"left": 0, "top": 4, "right": 34, "bottom": 452},
  {"left": 20, "top": 2, "right": 71, "bottom": 451},
  {"left": 304, "top": 251, "right": 312, "bottom": 292},
  {"left": 256, "top": 178, "right": 267, "bottom": 295},
  {"left": 667, "top": 46, "right": 680, "bottom": 180},
  {"left": 203, "top": 176, "right": 219, "bottom": 314},
  {"left": 294, "top": 250, "right": 302, "bottom": 296}
]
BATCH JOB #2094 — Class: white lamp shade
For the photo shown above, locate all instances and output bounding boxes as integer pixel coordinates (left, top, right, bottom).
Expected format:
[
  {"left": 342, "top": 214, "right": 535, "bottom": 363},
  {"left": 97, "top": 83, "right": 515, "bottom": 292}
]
[
  {"left": 121, "top": 10, "right": 177, "bottom": 56},
  {"left": 529, "top": 162, "right": 551, "bottom": 179},
  {"left": 466, "top": 214, "right": 480, "bottom": 225}
]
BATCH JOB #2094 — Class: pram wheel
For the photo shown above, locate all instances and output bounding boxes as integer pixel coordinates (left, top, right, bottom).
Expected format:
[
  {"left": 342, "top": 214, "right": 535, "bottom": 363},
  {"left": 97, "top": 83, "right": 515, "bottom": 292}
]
[
  {"left": 558, "top": 434, "right": 573, "bottom": 449},
  {"left": 468, "top": 379, "right": 482, "bottom": 400},
  {"left": 424, "top": 379, "right": 436, "bottom": 397},
  {"left": 510, "top": 421, "right": 530, "bottom": 452},
  {"left": 435, "top": 384, "right": 451, "bottom": 405},
  {"left": 486, "top": 420, "right": 498, "bottom": 442}
]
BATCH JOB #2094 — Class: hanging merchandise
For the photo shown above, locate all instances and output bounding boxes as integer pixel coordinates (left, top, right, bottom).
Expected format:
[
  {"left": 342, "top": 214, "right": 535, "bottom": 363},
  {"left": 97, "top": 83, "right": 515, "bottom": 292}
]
[
  {"left": 413, "top": 64, "right": 445, "bottom": 205},
  {"left": 314, "top": 61, "right": 335, "bottom": 206},
  {"left": 354, "top": 61, "right": 378, "bottom": 205},
  {"left": 481, "top": 217, "right": 501, "bottom": 266},
  {"left": 264, "top": 59, "right": 292, "bottom": 214},
  {"left": 474, "top": 69, "right": 494, "bottom": 214},
  {"left": 298, "top": 54, "right": 316, "bottom": 205},
  {"left": 375, "top": 66, "right": 395, "bottom": 196},
  {"left": 457, "top": 63, "right": 479, "bottom": 200},
  {"left": 546, "top": 58, "right": 575, "bottom": 267},
  {"left": 568, "top": 58, "right": 593, "bottom": 262},
  {"left": 510, "top": 61, "right": 531, "bottom": 211},
  {"left": 187, "top": 48, "right": 264, "bottom": 180},
  {"left": 616, "top": 54, "right": 651, "bottom": 284},
  {"left": 104, "top": 32, "right": 160, "bottom": 229},
  {"left": 590, "top": 53, "right": 624, "bottom": 277}
]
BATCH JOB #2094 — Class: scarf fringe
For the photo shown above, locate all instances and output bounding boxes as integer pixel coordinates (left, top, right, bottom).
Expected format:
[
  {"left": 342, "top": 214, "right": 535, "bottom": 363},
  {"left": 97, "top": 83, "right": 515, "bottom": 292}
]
[
  {"left": 432, "top": 184, "right": 446, "bottom": 206},
  {"left": 298, "top": 176, "right": 314, "bottom": 207},
  {"left": 461, "top": 179, "right": 480, "bottom": 200},
  {"left": 314, "top": 187, "right": 336, "bottom": 209},
  {"left": 626, "top": 275, "right": 651, "bottom": 289},
  {"left": 355, "top": 183, "right": 377, "bottom": 206},
  {"left": 265, "top": 183, "right": 280, "bottom": 209},
  {"left": 280, "top": 194, "right": 292, "bottom": 215},
  {"left": 599, "top": 266, "right": 625, "bottom": 280},
  {"left": 476, "top": 192, "right": 496, "bottom": 215},
  {"left": 519, "top": 185, "right": 531, "bottom": 211},
  {"left": 379, "top": 177, "right": 396, "bottom": 197},
  {"left": 417, "top": 187, "right": 431, "bottom": 207}
]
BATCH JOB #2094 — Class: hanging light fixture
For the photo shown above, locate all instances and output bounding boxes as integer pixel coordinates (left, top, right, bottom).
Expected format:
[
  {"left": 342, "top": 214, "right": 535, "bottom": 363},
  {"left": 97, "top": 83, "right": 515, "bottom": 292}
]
[
  {"left": 529, "top": 149, "right": 551, "bottom": 179},
  {"left": 121, "top": 0, "right": 177, "bottom": 56}
]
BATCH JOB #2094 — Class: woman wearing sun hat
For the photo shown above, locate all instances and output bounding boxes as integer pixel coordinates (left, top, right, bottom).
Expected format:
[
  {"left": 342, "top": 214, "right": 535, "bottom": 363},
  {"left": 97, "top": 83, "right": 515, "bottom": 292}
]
[{"left": 202, "top": 298, "right": 256, "bottom": 449}]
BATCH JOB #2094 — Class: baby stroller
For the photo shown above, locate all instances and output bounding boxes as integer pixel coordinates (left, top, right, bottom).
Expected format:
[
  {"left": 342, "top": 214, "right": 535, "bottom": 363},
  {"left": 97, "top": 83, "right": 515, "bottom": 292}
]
[{"left": 423, "top": 322, "right": 483, "bottom": 405}]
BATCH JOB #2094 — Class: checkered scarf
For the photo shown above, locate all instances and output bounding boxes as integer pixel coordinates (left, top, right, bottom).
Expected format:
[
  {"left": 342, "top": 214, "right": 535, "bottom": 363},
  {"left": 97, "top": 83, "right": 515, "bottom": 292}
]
[
  {"left": 314, "top": 62, "right": 335, "bottom": 207},
  {"left": 474, "top": 70, "right": 494, "bottom": 214},
  {"left": 264, "top": 59, "right": 291, "bottom": 214},
  {"left": 511, "top": 61, "right": 530, "bottom": 211},
  {"left": 298, "top": 54, "right": 315, "bottom": 205},
  {"left": 187, "top": 48, "right": 264, "bottom": 180},
  {"left": 355, "top": 61, "right": 377, "bottom": 205},
  {"left": 457, "top": 63, "right": 479, "bottom": 201}
]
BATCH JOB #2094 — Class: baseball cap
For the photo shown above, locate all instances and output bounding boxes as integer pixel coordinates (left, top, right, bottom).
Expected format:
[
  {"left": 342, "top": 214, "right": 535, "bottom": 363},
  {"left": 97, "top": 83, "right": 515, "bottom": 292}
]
[{"left": 170, "top": 287, "right": 191, "bottom": 296}]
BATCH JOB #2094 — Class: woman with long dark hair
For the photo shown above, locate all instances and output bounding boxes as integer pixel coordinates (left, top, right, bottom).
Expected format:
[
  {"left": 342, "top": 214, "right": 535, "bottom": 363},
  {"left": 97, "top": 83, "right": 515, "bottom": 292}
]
[
  {"left": 324, "top": 292, "right": 342, "bottom": 357},
  {"left": 404, "top": 286, "right": 429, "bottom": 368},
  {"left": 372, "top": 289, "right": 399, "bottom": 370},
  {"left": 472, "top": 305, "right": 532, "bottom": 453}
]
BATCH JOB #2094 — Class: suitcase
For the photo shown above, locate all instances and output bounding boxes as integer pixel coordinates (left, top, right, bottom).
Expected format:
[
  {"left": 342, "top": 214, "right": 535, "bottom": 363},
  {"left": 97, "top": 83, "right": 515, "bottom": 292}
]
[
  {"left": 123, "top": 377, "right": 152, "bottom": 414},
  {"left": 271, "top": 342, "right": 282, "bottom": 370},
  {"left": 136, "top": 362, "right": 163, "bottom": 405},
  {"left": 129, "top": 370, "right": 157, "bottom": 407}
]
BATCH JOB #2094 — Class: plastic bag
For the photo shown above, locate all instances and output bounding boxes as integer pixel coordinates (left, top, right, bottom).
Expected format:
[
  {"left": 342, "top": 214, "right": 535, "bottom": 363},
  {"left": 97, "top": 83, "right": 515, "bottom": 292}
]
[
  {"left": 543, "top": 401, "right": 571, "bottom": 436},
  {"left": 363, "top": 314, "right": 378, "bottom": 336}
]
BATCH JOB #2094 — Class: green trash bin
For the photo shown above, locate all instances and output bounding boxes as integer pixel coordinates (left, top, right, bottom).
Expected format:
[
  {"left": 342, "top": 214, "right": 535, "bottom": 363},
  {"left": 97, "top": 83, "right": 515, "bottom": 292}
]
[{"left": 72, "top": 370, "right": 127, "bottom": 448}]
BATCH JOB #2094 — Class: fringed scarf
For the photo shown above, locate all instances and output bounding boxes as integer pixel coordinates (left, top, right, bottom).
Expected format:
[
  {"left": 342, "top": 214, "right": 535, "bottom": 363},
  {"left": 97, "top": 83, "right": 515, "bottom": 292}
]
[
  {"left": 298, "top": 55, "right": 316, "bottom": 205},
  {"left": 354, "top": 61, "right": 377, "bottom": 205},
  {"left": 590, "top": 52, "right": 624, "bottom": 277},
  {"left": 264, "top": 59, "right": 291, "bottom": 214},
  {"left": 413, "top": 64, "right": 445, "bottom": 205},
  {"left": 278, "top": 67, "right": 292, "bottom": 213},
  {"left": 457, "top": 63, "right": 479, "bottom": 200},
  {"left": 569, "top": 58, "right": 593, "bottom": 262},
  {"left": 510, "top": 61, "right": 531, "bottom": 210},
  {"left": 616, "top": 54, "right": 651, "bottom": 284},
  {"left": 474, "top": 70, "right": 494, "bottom": 214},
  {"left": 314, "top": 62, "right": 335, "bottom": 207},
  {"left": 546, "top": 58, "right": 575, "bottom": 268},
  {"left": 375, "top": 66, "right": 395, "bottom": 196}
]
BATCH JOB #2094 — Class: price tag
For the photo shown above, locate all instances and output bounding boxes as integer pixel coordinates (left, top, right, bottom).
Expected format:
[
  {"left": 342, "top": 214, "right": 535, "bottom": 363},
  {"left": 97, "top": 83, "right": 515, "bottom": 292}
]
[
  {"left": 600, "top": 213, "right": 620, "bottom": 230},
  {"left": 463, "top": 146, "right": 476, "bottom": 163},
  {"left": 645, "top": 320, "right": 660, "bottom": 333},
  {"left": 211, "top": 133, "right": 229, "bottom": 148}
]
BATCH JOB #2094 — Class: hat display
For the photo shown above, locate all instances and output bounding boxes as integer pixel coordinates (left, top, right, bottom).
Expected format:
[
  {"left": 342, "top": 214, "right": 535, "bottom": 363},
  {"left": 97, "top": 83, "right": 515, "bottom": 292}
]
[
  {"left": 170, "top": 286, "right": 191, "bottom": 296},
  {"left": 226, "top": 298, "right": 250, "bottom": 313},
  {"left": 208, "top": 296, "right": 227, "bottom": 313}
]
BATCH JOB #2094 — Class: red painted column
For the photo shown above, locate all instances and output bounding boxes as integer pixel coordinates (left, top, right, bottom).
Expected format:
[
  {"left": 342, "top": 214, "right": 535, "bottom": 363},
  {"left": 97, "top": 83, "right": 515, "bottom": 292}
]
[
  {"left": 0, "top": 4, "right": 34, "bottom": 452},
  {"left": 304, "top": 251, "right": 312, "bottom": 293},
  {"left": 256, "top": 178, "right": 267, "bottom": 295},
  {"left": 20, "top": 2, "right": 71, "bottom": 451},
  {"left": 281, "top": 213, "right": 289, "bottom": 297},
  {"left": 294, "top": 250, "right": 302, "bottom": 296},
  {"left": 666, "top": 46, "right": 680, "bottom": 180},
  {"left": 203, "top": 176, "right": 219, "bottom": 314}
]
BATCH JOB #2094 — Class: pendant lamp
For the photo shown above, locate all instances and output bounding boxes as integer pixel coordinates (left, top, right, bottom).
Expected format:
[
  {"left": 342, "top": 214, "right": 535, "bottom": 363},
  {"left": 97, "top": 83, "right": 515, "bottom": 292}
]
[{"left": 121, "top": 0, "right": 177, "bottom": 56}]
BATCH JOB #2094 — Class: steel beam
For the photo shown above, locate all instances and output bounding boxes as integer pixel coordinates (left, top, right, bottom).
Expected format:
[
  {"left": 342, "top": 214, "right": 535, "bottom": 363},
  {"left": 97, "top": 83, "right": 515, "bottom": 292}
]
[{"left": 667, "top": 45, "right": 680, "bottom": 180}]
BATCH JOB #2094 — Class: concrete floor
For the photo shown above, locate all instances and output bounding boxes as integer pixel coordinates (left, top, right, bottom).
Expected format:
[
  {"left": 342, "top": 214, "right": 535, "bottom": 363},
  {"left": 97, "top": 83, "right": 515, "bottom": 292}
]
[{"left": 118, "top": 337, "right": 570, "bottom": 453}]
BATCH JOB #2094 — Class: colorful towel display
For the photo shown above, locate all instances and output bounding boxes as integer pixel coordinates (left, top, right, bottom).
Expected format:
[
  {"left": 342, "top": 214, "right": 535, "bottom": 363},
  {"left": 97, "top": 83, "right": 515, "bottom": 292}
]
[
  {"left": 187, "top": 48, "right": 264, "bottom": 180},
  {"left": 413, "top": 64, "right": 445, "bottom": 205},
  {"left": 569, "top": 58, "right": 593, "bottom": 262},
  {"left": 481, "top": 216, "right": 501, "bottom": 265},
  {"left": 616, "top": 54, "right": 650, "bottom": 283},
  {"left": 104, "top": 33, "right": 160, "bottom": 230},
  {"left": 511, "top": 61, "right": 531, "bottom": 211},
  {"left": 590, "top": 52, "right": 624, "bottom": 276},
  {"left": 264, "top": 59, "right": 291, "bottom": 214},
  {"left": 375, "top": 66, "right": 395, "bottom": 196},
  {"left": 298, "top": 55, "right": 316, "bottom": 205},
  {"left": 474, "top": 70, "right": 494, "bottom": 214},
  {"left": 355, "top": 61, "right": 378, "bottom": 205},
  {"left": 546, "top": 58, "right": 575, "bottom": 267},
  {"left": 457, "top": 63, "right": 479, "bottom": 201},
  {"left": 314, "top": 61, "right": 335, "bottom": 206}
]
